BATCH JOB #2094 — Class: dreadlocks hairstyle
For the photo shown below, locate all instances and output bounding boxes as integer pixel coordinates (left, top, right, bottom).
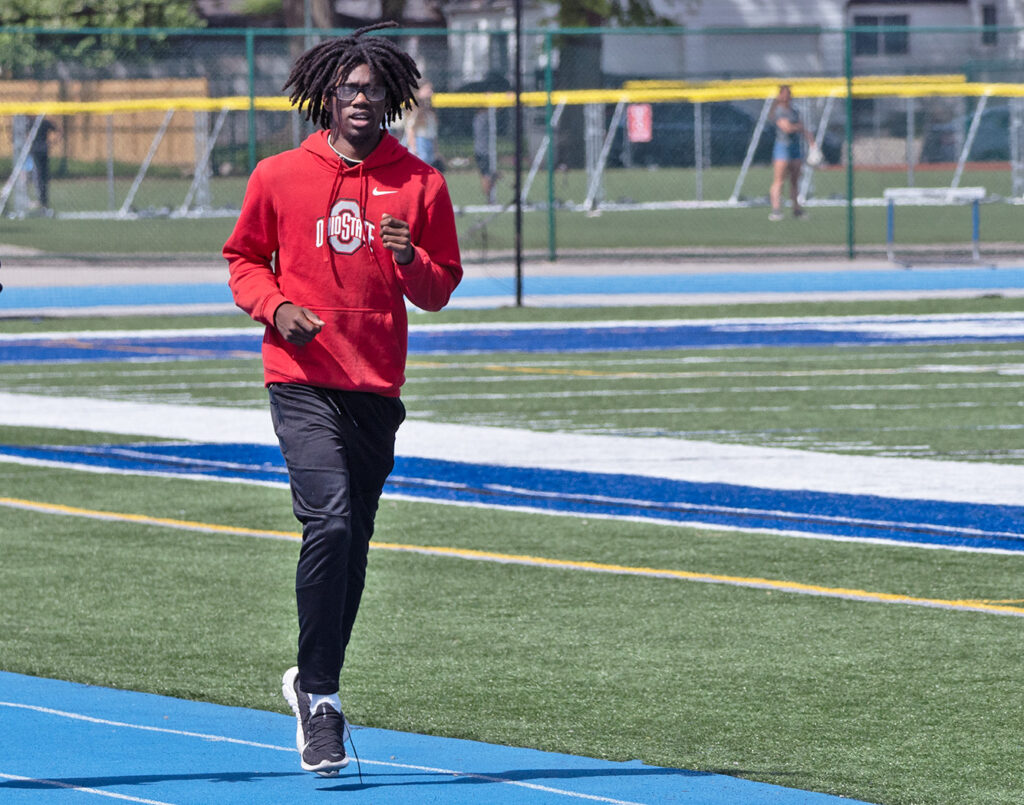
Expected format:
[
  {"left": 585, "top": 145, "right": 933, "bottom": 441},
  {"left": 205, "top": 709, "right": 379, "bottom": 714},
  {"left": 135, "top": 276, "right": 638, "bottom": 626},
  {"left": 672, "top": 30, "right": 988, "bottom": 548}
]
[{"left": 283, "top": 21, "right": 421, "bottom": 130}]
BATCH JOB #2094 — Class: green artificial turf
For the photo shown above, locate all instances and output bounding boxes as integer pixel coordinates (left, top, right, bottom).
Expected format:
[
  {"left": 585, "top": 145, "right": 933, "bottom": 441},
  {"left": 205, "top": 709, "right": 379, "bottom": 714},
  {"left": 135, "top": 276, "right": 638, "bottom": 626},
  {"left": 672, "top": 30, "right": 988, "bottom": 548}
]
[
  {"left": 2, "top": 298, "right": 1023, "bottom": 805},
  {"left": 1, "top": 463, "right": 1022, "bottom": 805},
  {"left": 2, "top": 164, "right": 1021, "bottom": 257}
]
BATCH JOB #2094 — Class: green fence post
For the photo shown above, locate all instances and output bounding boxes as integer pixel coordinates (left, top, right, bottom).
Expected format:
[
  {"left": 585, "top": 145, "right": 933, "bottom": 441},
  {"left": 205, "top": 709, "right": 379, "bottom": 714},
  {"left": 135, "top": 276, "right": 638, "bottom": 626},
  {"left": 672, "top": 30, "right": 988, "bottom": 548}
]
[{"left": 545, "top": 31, "right": 557, "bottom": 262}]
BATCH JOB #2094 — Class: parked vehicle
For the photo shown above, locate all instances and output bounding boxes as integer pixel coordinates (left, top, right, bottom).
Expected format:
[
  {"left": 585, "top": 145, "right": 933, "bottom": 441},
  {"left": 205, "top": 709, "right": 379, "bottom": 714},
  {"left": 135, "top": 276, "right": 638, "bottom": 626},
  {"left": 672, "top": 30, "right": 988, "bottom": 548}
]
[
  {"left": 920, "top": 104, "right": 1012, "bottom": 163},
  {"left": 437, "top": 73, "right": 511, "bottom": 140},
  {"left": 611, "top": 101, "right": 842, "bottom": 168}
]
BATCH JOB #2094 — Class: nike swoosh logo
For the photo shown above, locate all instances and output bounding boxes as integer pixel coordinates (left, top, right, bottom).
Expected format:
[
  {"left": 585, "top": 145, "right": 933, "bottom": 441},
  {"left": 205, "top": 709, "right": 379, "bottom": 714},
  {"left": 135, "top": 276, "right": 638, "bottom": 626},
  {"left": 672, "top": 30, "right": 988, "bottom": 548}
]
[{"left": 372, "top": 188, "right": 398, "bottom": 196}]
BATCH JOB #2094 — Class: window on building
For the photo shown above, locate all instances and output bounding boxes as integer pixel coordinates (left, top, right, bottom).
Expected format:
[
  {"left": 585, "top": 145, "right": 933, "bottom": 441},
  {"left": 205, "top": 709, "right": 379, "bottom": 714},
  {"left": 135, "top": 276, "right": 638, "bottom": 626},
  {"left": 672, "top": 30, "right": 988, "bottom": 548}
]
[
  {"left": 982, "top": 4, "right": 997, "bottom": 45},
  {"left": 853, "top": 15, "right": 879, "bottom": 55},
  {"left": 883, "top": 15, "right": 909, "bottom": 53},
  {"left": 853, "top": 14, "right": 910, "bottom": 56}
]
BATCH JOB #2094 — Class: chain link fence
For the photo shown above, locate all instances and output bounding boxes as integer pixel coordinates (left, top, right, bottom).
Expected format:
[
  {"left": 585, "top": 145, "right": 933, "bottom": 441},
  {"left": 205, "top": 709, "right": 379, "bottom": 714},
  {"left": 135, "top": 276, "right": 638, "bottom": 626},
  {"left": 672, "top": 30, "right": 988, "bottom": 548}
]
[{"left": 2, "top": 24, "right": 1024, "bottom": 261}]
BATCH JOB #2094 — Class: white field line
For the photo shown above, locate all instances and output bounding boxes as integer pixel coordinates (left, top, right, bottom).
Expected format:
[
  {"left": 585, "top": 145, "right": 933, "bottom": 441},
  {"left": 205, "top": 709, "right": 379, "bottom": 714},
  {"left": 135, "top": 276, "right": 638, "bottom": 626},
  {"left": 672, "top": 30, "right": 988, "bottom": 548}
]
[
  {"left": 1, "top": 391, "right": 1024, "bottom": 507},
  {"left": 4, "top": 397, "right": 1012, "bottom": 422},
  {"left": 3, "top": 311, "right": 1024, "bottom": 342},
  {"left": 0, "top": 773, "right": 173, "bottom": 804},
  {"left": 409, "top": 348, "right": 1024, "bottom": 368},
  {"left": 13, "top": 381, "right": 1024, "bottom": 404},
  {"left": 475, "top": 401, "right": 1013, "bottom": 416},
  {"left": 0, "top": 701, "right": 648, "bottom": 805},
  {"left": 379, "top": 491, "right": 1024, "bottom": 555},
  {"left": 424, "top": 401, "right": 1016, "bottom": 417},
  {"left": 9, "top": 349, "right": 1024, "bottom": 379},
  {"left": 402, "top": 380, "right": 1024, "bottom": 402},
  {"left": 16, "top": 367, "right": 1002, "bottom": 392},
  {"left": 0, "top": 327, "right": 263, "bottom": 342},
  {"left": 419, "top": 310, "right": 1024, "bottom": 333},
  {"left": 6, "top": 457, "right": 1024, "bottom": 555},
  {"left": 446, "top": 289, "right": 1024, "bottom": 308},
  {"left": 472, "top": 480, "right": 1019, "bottom": 540},
  {"left": 408, "top": 366, "right": 1024, "bottom": 383},
  {"left": 9, "top": 379, "right": 1023, "bottom": 418}
]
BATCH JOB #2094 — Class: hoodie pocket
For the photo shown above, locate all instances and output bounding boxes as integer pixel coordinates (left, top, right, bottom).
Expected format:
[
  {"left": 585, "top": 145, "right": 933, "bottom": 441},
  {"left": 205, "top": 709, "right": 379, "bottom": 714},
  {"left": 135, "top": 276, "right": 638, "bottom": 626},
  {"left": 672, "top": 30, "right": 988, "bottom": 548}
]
[{"left": 299, "top": 307, "right": 404, "bottom": 392}]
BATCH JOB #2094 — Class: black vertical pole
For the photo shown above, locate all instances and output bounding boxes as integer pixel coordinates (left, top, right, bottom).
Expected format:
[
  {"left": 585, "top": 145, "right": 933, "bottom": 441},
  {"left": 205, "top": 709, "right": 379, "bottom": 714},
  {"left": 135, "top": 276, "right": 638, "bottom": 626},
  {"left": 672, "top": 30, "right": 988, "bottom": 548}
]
[{"left": 514, "top": 0, "right": 524, "bottom": 306}]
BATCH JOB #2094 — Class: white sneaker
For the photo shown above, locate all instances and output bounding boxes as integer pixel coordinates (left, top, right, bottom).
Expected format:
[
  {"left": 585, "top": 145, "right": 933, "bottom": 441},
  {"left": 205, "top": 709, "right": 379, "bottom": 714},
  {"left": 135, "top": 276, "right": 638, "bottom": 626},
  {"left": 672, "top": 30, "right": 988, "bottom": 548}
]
[{"left": 282, "top": 667, "right": 349, "bottom": 776}]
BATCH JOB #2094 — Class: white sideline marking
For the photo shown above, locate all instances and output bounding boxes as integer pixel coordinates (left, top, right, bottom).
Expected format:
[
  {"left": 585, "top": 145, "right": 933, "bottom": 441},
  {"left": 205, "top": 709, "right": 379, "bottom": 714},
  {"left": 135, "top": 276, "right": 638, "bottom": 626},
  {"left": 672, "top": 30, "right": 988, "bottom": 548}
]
[
  {"left": 3, "top": 310, "right": 1024, "bottom": 341},
  {"left": 0, "top": 701, "right": 647, "bottom": 805},
  {"left": 0, "top": 772, "right": 173, "bottom": 804},
  {"left": 446, "top": 289, "right": 1024, "bottom": 308},
  {"left": 0, "top": 390, "right": 1023, "bottom": 507}
]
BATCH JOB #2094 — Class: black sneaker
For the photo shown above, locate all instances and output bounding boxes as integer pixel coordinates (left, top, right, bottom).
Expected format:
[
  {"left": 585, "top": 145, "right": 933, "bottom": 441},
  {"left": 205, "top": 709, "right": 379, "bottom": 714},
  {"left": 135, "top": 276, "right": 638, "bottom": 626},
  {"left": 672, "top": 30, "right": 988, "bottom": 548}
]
[{"left": 282, "top": 666, "right": 349, "bottom": 776}]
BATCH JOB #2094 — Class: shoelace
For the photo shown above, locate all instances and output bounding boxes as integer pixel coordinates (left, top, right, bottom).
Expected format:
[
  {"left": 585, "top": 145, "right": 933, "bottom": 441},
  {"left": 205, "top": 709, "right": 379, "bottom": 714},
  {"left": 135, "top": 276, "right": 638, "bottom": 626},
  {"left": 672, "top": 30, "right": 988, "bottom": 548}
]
[{"left": 346, "top": 721, "right": 364, "bottom": 786}]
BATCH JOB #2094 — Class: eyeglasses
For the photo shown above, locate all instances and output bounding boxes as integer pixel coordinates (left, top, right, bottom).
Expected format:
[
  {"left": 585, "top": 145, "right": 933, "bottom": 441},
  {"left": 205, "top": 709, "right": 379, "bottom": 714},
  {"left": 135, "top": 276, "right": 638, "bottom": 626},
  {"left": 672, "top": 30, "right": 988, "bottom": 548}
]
[{"left": 335, "top": 83, "right": 387, "bottom": 102}]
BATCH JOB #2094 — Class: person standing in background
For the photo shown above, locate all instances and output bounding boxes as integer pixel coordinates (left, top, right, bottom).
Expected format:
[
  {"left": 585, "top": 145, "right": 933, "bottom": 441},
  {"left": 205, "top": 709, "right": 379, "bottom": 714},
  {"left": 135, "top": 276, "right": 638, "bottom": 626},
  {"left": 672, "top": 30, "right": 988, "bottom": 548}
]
[
  {"left": 768, "top": 85, "right": 815, "bottom": 221},
  {"left": 473, "top": 108, "right": 498, "bottom": 204},
  {"left": 29, "top": 118, "right": 57, "bottom": 212},
  {"left": 406, "top": 81, "right": 440, "bottom": 169}
]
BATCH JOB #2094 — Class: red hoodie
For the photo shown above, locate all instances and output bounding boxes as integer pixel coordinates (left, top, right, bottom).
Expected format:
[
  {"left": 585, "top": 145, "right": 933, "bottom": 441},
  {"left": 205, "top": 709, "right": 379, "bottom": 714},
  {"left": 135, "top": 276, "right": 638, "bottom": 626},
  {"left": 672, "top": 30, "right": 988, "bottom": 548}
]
[{"left": 225, "top": 130, "right": 462, "bottom": 397}]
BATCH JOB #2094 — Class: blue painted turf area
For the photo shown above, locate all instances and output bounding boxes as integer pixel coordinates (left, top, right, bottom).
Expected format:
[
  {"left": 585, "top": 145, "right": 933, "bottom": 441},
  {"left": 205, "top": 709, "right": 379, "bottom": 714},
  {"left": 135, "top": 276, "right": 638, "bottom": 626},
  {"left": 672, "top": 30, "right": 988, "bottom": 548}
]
[
  {"left": 2, "top": 442, "right": 1021, "bottom": 552},
  {"left": 0, "top": 672, "right": 876, "bottom": 804},
  {"left": 3, "top": 311, "right": 1024, "bottom": 364}
]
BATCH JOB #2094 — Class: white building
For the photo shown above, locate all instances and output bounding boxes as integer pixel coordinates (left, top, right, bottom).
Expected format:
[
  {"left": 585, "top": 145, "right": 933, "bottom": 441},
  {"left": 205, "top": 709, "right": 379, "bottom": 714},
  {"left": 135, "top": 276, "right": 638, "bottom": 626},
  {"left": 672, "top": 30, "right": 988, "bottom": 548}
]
[{"left": 442, "top": 1, "right": 1024, "bottom": 86}]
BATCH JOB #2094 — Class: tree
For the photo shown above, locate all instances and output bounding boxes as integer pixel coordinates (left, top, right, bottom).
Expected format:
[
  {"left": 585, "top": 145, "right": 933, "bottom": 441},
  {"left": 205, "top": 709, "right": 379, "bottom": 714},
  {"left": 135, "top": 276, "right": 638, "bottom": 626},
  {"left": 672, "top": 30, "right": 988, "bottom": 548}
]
[
  {"left": 554, "top": 0, "right": 670, "bottom": 166},
  {"left": 0, "top": 0, "right": 206, "bottom": 76},
  {"left": 279, "top": 0, "right": 335, "bottom": 32}
]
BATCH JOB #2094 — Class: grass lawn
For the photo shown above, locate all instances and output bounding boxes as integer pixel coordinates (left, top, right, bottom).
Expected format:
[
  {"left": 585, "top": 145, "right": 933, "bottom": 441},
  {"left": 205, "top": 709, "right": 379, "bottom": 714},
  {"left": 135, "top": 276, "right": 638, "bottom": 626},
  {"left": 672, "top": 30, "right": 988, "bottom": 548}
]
[{"left": 2, "top": 164, "right": 1019, "bottom": 258}]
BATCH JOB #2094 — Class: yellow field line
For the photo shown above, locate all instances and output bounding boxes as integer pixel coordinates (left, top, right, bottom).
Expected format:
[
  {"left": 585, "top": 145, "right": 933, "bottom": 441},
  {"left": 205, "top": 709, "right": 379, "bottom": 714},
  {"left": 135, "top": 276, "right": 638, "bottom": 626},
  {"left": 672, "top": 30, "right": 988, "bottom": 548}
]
[
  {"left": 3, "top": 495, "right": 1022, "bottom": 618},
  {"left": 0, "top": 496, "right": 292, "bottom": 539}
]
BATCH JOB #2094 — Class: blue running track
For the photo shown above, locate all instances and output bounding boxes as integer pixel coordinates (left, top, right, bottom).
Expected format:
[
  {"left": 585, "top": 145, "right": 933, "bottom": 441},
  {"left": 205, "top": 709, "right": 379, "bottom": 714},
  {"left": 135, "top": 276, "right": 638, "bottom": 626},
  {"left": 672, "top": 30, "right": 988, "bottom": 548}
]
[
  {"left": 0, "top": 672, "right": 876, "bottom": 804},
  {"left": 3, "top": 265, "right": 1024, "bottom": 313}
]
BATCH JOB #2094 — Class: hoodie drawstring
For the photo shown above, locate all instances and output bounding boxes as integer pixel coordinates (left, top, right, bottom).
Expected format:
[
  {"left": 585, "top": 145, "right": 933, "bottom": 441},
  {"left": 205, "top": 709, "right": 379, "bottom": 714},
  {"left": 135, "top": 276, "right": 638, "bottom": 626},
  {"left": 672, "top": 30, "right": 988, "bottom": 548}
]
[
  {"left": 357, "top": 157, "right": 404, "bottom": 293},
  {"left": 320, "top": 132, "right": 402, "bottom": 293},
  {"left": 323, "top": 158, "right": 346, "bottom": 266}
]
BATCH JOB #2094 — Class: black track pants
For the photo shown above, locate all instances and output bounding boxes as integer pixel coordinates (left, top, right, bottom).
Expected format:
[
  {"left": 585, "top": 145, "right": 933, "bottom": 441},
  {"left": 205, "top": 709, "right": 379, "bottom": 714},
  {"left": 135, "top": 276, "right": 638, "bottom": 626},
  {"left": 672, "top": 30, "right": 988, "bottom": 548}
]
[{"left": 268, "top": 383, "right": 405, "bottom": 695}]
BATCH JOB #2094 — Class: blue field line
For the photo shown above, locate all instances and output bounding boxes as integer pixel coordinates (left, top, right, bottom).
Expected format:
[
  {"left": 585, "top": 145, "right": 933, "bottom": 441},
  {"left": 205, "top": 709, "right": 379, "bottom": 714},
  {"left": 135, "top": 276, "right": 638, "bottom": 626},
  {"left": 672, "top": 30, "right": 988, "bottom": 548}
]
[
  {"left": 0, "top": 282, "right": 233, "bottom": 310},
  {"left": 462, "top": 266, "right": 1024, "bottom": 297},
  {"left": 3, "top": 312, "right": 1024, "bottom": 364},
  {"left": 0, "top": 672, "right": 877, "bottom": 804},
  {"left": 3, "top": 442, "right": 1022, "bottom": 552},
  {"left": 3, "top": 266, "right": 1024, "bottom": 314},
  {"left": 0, "top": 331, "right": 264, "bottom": 364}
]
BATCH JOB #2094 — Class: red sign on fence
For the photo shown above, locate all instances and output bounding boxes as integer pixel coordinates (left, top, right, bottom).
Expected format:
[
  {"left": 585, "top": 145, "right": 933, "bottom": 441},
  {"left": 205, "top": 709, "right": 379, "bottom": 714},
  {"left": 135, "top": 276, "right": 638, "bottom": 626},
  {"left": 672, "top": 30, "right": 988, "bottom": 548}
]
[{"left": 626, "top": 103, "right": 653, "bottom": 143}]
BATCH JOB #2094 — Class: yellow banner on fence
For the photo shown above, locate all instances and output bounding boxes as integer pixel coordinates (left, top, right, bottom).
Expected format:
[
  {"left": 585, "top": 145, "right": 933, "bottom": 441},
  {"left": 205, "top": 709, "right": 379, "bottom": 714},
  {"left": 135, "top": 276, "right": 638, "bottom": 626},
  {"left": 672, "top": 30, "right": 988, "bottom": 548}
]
[{"left": 4, "top": 77, "right": 1024, "bottom": 118}]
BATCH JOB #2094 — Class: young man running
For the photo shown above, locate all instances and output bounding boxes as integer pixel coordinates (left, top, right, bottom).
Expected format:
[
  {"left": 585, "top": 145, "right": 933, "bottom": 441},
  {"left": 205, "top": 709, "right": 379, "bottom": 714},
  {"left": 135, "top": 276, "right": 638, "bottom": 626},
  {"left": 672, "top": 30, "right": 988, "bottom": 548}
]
[{"left": 224, "top": 22, "right": 462, "bottom": 776}]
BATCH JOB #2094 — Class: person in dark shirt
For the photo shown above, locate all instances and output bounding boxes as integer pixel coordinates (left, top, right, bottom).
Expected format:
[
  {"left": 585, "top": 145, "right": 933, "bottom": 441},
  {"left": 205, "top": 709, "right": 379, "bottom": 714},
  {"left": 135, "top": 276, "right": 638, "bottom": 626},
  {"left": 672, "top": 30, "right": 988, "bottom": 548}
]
[{"left": 29, "top": 118, "right": 57, "bottom": 211}]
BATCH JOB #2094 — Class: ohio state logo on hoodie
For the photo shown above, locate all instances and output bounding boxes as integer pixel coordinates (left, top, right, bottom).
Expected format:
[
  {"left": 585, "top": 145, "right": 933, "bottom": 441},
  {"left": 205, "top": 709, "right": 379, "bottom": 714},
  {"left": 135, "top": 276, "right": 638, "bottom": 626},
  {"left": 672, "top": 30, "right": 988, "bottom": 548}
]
[{"left": 315, "top": 199, "right": 377, "bottom": 254}]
